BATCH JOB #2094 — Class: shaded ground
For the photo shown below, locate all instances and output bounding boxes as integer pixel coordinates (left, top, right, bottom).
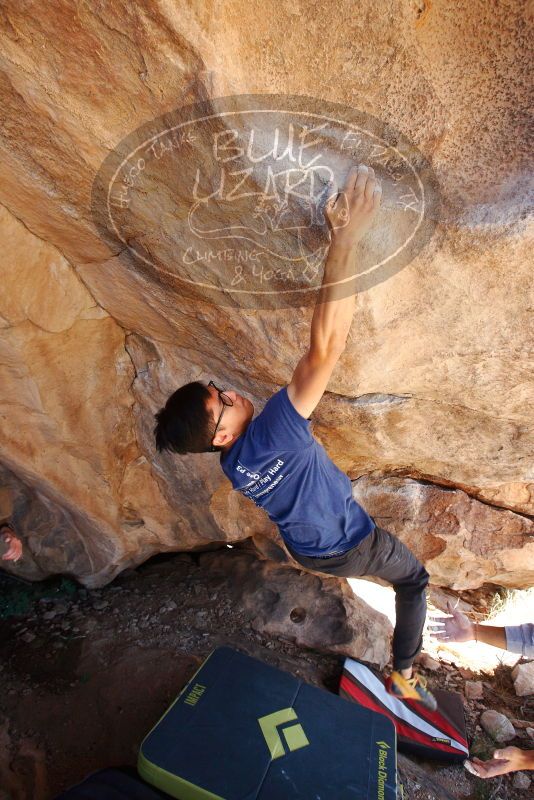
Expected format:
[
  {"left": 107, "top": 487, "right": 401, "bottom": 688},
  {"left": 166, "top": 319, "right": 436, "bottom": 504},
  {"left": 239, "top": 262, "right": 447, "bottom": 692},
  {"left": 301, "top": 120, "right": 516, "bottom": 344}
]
[{"left": 0, "top": 545, "right": 532, "bottom": 799}]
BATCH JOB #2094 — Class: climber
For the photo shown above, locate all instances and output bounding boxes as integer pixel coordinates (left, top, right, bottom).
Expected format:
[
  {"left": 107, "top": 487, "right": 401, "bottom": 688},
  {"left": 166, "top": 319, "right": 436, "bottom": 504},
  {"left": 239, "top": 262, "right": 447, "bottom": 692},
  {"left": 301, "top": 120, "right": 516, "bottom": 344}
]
[{"left": 154, "top": 163, "right": 436, "bottom": 711}]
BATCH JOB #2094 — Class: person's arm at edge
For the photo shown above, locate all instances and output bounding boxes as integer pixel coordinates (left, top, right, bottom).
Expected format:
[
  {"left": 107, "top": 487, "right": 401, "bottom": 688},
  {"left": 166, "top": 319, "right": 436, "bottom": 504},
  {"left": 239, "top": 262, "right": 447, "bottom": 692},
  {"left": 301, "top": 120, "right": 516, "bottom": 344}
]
[
  {"left": 505, "top": 623, "right": 534, "bottom": 658},
  {"left": 429, "top": 602, "right": 508, "bottom": 649}
]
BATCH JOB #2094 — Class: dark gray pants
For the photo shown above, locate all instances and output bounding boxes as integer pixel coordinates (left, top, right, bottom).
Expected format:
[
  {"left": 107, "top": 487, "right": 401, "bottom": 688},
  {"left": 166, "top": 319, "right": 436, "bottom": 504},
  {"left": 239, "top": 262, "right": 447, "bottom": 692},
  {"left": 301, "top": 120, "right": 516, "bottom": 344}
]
[{"left": 286, "top": 523, "right": 429, "bottom": 671}]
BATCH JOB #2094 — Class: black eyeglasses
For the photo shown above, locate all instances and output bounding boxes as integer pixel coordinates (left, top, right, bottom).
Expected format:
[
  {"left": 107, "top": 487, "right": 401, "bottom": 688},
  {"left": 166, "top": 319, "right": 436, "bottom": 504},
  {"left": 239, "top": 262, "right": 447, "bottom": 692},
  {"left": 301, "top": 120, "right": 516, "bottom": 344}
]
[{"left": 208, "top": 380, "right": 233, "bottom": 452}]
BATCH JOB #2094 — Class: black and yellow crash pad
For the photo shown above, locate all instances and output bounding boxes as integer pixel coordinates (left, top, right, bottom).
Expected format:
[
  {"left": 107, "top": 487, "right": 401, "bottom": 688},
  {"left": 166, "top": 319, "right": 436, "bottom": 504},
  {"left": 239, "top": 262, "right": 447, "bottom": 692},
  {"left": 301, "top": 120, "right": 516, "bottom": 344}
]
[{"left": 138, "top": 645, "right": 397, "bottom": 799}]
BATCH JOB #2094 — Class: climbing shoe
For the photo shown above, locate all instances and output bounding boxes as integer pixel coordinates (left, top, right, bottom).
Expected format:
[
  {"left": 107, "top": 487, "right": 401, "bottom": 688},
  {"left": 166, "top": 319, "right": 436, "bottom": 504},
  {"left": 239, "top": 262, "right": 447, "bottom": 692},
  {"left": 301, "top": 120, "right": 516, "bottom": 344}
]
[{"left": 386, "top": 670, "right": 438, "bottom": 712}]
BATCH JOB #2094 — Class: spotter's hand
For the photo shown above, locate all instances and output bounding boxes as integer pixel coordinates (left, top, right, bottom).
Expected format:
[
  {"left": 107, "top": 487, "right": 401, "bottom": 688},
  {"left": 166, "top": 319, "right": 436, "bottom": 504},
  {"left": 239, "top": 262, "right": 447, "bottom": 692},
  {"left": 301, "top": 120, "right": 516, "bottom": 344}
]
[
  {"left": 428, "top": 600, "right": 475, "bottom": 643},
  {"left": 465, "top": 747, "right": 533, "bottom": 778}
]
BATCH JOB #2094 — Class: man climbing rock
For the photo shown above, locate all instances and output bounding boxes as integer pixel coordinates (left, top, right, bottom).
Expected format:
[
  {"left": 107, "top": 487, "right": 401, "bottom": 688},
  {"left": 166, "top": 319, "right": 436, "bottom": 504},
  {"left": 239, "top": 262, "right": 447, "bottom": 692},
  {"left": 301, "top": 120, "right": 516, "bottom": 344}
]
[{"left": 154, "top": 164, "right": 436, "bottom": 710}]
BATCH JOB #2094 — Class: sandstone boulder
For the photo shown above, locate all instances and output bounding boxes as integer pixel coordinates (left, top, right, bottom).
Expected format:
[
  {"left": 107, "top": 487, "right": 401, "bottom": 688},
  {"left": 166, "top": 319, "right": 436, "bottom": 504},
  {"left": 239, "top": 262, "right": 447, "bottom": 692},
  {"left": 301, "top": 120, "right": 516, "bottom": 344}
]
[
  {"left": 0, "top": 1, "right": 531, "bottom": 589},
  {"left": 198, "top": 549, "right": 392, "bottom": 668}
]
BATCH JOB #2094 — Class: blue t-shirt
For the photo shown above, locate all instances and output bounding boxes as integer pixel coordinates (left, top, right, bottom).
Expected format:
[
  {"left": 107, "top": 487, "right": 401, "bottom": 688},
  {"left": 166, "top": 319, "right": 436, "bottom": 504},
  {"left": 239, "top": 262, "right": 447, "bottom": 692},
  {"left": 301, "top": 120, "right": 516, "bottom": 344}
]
[{"left": 220, "top": 385, "right": 375, "bottom": 556}]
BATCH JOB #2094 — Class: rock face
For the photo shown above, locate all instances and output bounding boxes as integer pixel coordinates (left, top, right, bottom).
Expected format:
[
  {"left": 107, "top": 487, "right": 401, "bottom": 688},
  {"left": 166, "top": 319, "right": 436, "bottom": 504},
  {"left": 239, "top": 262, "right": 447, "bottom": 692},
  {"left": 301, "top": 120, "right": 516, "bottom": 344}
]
[
  {"left": 198, "top": 549, "right": 392, "bottom": 667},
  {"left": 0, "top": 2, "right": 532, "bottom": 587},
  {"left": 352, "top": 476, "right": 534, "bottom": 589}
]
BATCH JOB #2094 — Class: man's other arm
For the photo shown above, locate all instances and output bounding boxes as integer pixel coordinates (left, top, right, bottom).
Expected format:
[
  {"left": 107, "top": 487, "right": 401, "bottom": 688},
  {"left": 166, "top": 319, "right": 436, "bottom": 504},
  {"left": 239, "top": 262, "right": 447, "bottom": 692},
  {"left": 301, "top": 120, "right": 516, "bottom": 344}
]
[{"left": 288, "top": 165, "right": 382, "bottom": 420}]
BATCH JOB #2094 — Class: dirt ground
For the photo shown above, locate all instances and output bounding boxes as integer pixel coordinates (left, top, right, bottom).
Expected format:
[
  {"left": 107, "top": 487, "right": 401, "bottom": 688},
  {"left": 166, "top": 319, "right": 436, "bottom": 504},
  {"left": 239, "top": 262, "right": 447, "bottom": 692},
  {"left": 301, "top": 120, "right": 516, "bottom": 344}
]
[{"left": 0, "top": 545, "right": 532, "bottom": 800}]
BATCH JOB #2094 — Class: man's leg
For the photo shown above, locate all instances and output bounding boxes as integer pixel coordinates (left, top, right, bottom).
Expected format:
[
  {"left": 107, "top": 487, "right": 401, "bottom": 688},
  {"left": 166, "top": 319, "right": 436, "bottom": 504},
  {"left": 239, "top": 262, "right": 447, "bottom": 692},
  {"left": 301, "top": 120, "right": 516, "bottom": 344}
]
[
  {"left": 286, "top": 524, "right": 434, "bottom": 707},
  {"left": 354, "top": 525, "right": 429, "bottom": 675},
  {"left": 288, "top": 525, "right": 429, "bottom": 672}
]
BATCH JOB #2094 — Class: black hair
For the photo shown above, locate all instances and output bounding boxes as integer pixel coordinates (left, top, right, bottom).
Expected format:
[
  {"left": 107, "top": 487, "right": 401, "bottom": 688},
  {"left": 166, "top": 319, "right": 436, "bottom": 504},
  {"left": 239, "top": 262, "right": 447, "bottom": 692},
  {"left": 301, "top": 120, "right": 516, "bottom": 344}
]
[{"left": 154, "top": 381, "right": 221, "bottom": 454}]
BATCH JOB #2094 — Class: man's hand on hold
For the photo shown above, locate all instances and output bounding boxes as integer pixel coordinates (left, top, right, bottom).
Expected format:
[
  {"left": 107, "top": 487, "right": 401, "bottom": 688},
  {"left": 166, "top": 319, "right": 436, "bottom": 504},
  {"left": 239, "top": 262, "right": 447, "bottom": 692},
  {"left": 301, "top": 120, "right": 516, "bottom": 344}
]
[{"left": 324, "top": 164, "right": 382, "bottom": 251}]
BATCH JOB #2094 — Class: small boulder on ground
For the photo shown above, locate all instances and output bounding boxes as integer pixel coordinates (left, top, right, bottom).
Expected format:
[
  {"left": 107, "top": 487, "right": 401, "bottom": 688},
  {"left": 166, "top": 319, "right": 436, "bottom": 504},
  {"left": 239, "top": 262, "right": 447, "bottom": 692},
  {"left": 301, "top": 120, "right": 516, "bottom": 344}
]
[
  {"left": 417, "top": 653, "right": 440, "bottom": 671},
  {"left": 480, "top": 710, "right": 516, "bottom": 743},
  {"left": 465, "top": 681, "right": 483, "bottom": 700},
  {"left": 513, "top": 772, "right": 531, "bottom": 791},
  {"left": 511, "top": 661, "right": 534, "bottom": 697}
]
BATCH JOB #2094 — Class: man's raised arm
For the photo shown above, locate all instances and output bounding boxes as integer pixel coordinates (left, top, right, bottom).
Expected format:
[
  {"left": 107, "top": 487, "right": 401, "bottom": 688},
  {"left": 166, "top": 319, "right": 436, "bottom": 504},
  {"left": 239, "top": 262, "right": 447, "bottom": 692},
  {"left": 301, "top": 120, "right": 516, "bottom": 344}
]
[
  {"left": 287, "top": 164, "right": 382, "bottom": 420},
  {"left": 312, "top": 164, "right": 381, "bottom": 353}
]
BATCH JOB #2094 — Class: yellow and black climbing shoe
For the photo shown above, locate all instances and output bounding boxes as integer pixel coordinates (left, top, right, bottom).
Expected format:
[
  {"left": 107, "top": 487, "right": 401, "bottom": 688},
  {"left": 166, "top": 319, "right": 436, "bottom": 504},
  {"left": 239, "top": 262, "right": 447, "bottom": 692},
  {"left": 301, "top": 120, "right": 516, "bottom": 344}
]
[{"left": 386, "top": 671, "right": 438, "bottom": 712}]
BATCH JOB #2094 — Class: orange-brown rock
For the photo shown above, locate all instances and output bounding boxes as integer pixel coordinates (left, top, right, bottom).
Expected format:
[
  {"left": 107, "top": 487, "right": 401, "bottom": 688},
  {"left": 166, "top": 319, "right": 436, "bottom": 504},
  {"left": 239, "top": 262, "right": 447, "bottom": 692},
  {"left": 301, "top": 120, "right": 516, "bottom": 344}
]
[
  {"left": 198, "top": 549, "right": 392, "bottom": 668},
  {"left": 0, "top": 2, "right": 532, "bottom": 589},
  {"left": 352, "top": 475, "right": 534, "bottom": 590}
]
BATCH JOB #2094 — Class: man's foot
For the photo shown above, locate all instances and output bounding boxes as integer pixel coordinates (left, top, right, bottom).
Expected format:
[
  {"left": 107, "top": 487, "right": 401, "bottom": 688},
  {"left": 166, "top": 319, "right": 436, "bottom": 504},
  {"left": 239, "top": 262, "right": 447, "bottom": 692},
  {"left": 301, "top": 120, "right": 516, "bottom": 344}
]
[{"left": 386, "top": 670, "right": 437, "bottom": 712}]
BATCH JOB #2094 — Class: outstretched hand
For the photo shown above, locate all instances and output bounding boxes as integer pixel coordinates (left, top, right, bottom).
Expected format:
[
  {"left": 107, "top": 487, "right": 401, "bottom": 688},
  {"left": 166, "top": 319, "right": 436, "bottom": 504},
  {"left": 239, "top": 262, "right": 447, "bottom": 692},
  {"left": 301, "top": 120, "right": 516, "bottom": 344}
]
[
  {"left": 465, "top": 746, "right": 532, "bottom": 778},
  {"left": 324, "top": 164, "right": 382, "bottom": 250},
  {"left": 428, "top": 600, "right": 475, "bottom": 643}
]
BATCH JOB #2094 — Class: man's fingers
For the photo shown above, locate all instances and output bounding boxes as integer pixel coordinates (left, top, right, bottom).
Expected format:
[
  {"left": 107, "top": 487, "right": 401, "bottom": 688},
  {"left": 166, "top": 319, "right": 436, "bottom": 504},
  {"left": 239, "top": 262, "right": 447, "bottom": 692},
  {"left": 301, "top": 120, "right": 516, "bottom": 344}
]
[
  {"left": 363, "top": 166, "right": 376, "bottom": 202},
  {"left": 343, "top": 165, "right": 360, "bottom": 194},
  {"left": 372, "top": 183, "right": 382, "bottom": 209},
  {"left": 353, "top": 164, "right": 369, "bottom": 196},
  {"left": 337, "top": 163, "right": 381, "bottom": 204}
]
